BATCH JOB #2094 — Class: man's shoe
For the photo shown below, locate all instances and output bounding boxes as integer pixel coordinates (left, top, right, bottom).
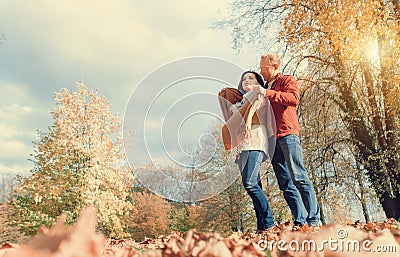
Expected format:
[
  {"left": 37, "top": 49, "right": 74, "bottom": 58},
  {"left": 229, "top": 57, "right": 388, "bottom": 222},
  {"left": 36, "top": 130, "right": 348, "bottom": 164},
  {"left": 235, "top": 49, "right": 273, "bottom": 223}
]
[
  {"left": 292, "top": 224, "right": 305, "bottom": 232},
  {"left": 259, "top": 225, "right": 281, "bottom": 234},
  {"left": 255, "top": 229, "right": 264, "bottom": 234},
  {"left": 292, "top": 224, "right": 321, "bottom": 232},
  {"left": 308, "top": 225, "right": 321, "bottom": 232}
]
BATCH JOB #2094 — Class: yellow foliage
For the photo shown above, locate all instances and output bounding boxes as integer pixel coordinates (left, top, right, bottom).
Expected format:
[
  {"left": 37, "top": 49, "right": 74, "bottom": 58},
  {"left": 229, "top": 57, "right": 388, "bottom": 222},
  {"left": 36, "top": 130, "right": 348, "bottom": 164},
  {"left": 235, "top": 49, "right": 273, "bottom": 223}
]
[
  {"left": 12, "top": 83, "right": 133, "bottom": 238},
  {"left": 281, "top": 0, "right": 400, "bottom": 62}
]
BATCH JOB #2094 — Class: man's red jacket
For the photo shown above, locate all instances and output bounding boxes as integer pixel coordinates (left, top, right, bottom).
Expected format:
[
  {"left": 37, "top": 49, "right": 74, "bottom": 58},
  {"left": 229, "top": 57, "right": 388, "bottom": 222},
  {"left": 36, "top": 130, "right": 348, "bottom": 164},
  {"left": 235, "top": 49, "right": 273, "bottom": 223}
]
[{"left": 265, "top": 73, "right": 301, "bottom": 138}]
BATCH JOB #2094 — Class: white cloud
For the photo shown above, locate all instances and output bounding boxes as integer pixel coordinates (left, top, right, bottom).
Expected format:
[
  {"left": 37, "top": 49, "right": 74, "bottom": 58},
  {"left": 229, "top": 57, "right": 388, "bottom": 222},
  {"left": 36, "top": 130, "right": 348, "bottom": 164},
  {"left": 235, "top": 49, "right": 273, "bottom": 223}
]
[
  {"left": 0, "top": 138, "right": 33, "bottom": 163},
  {"left": 0, "top": 122, "right": 31, "bottom": 140},
  {"left": 0, "top": 103, "right": 33, "bottom": 115},
  {"left": 1, "top": 1, "right": 232, "bottom": 71},
  {"left": 0, "top": 81, "right": 36, "bottom": 104},
  {"left": 0, "top": 101, "right": 43, "bottom": 136},
  {"left": 0, "top": 90, "right": 45, "bottom": 172},
  {"left": 0, "top": 162, "right": 31, "bottom": 176}
]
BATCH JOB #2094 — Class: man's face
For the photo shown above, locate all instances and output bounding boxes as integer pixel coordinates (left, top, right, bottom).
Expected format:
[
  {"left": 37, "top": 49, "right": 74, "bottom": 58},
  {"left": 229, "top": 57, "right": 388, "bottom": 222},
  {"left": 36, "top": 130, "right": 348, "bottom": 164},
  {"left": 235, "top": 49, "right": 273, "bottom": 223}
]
[{"left": 259, "top": 59, "right": 276, "bottom": 82}]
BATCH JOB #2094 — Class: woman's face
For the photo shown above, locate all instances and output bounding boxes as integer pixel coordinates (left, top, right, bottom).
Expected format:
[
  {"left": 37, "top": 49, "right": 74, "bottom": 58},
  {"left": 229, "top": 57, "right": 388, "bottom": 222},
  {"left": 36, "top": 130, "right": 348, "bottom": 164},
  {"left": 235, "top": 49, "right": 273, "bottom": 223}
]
[{"left": 241, "top": 73, "right": 259, "bottom": 92}]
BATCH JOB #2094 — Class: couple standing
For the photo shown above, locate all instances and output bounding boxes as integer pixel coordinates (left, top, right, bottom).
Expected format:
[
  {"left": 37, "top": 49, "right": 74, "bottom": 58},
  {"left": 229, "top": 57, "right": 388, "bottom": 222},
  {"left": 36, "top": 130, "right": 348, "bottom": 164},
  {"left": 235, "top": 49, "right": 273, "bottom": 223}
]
[{"left": 222, "top": 53, "right": 320, "bottom": 233}]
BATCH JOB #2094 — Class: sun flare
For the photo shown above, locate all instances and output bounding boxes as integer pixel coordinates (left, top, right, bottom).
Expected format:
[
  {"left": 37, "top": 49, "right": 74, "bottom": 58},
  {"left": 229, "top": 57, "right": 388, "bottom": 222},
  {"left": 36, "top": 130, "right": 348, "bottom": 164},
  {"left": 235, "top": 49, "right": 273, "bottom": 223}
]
[{"left": 365, "top": 41, "right": 380, "bottom": 63}]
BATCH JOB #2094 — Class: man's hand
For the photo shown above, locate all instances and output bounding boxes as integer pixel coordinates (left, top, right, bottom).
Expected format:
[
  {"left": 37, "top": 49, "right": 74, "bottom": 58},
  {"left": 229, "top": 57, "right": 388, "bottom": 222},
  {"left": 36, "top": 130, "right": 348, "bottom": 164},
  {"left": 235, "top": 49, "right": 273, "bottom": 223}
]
[{"left": 251, "top": 85, "right": 266, "bottom": 97}]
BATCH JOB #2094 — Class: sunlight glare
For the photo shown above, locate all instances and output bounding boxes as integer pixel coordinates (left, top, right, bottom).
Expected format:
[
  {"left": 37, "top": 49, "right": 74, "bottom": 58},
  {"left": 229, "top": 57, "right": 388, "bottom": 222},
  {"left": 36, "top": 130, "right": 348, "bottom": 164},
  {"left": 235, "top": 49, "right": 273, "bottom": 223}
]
[{"left": 365, "top": 41, "right": 380, "bottom": 64}]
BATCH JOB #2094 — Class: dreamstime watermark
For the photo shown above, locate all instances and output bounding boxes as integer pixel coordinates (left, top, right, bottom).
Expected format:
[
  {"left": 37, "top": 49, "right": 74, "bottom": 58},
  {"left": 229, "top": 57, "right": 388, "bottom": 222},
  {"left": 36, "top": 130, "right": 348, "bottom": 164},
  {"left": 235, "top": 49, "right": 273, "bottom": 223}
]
[
  {"left": 257, "top": 228, "right": 399, "bottom": 253},
  {"left": 123, "top": 56, "right": 276, "bottom": 202}
]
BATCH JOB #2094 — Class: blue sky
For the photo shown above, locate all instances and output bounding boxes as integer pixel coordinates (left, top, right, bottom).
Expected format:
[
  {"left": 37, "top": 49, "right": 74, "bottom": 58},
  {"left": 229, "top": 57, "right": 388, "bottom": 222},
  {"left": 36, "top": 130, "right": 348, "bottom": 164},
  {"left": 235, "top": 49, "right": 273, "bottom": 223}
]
[{"left": 0, "top": 0, "right": 263, "bottom": 175}]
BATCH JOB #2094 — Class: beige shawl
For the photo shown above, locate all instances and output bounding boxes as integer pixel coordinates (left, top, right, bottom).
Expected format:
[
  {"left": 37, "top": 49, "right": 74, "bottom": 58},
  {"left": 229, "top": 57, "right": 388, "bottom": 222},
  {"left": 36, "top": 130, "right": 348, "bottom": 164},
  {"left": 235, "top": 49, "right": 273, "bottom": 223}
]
[{"left": 218, "top": 88, "right": 276, "bottom": 160}]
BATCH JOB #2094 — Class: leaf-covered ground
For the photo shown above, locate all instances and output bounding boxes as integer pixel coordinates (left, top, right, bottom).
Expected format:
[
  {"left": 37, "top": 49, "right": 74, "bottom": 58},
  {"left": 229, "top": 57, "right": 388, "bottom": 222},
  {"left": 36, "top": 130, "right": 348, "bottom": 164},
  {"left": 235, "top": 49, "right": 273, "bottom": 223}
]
[{"left": 1, "top": 207, "right": 399, "bottom": 257}]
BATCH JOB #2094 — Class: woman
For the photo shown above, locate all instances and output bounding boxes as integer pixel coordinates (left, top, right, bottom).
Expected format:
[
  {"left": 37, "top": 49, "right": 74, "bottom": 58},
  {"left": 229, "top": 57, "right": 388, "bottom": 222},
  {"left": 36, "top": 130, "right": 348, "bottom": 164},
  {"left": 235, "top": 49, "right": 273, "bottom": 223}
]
[{"left": 222, "top": 71, "right": 276, "bottom": 232}]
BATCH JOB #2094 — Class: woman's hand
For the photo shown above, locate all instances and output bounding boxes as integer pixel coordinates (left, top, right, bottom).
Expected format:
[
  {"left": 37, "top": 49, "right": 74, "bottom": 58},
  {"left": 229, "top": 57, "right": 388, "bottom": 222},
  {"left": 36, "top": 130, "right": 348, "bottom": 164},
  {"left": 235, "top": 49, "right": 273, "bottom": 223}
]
[
  {"left": 245, "top": 104, "right": 256, "bottom": 140},
  {"left": 245, "top": 125, "right": 252, "bottom": 139}
]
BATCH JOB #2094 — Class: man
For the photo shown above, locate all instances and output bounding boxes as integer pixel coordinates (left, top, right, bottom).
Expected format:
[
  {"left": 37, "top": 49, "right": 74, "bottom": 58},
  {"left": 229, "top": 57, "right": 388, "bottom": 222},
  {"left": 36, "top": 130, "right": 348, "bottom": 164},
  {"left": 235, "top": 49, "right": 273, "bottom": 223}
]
[{"left": 252, "top": 53, "right": 321, "bottom": 229}]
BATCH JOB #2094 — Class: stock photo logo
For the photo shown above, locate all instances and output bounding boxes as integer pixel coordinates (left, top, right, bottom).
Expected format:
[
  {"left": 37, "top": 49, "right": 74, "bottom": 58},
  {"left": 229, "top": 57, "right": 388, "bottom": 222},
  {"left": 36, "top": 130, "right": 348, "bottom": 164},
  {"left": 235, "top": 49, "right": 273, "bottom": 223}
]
[{"left": 123, "top": 56, "right": 250, "bottom": 202}]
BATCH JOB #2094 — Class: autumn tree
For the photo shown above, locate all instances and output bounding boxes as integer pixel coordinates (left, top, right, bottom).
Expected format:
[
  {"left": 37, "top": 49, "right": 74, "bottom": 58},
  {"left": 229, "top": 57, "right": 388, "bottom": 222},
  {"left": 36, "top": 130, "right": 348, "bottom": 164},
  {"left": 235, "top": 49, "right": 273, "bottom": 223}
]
[
  {"left": 184, "top": 124, "right": 251, "bottom": 233},
  {"left": 0, "top": 174, "right": 15, "bottom": 203},
  {"left": 186, "top": 178, "right": 250, "bottom": 235},
  {"left": 12, "top": 83, "right": 133, "bottom": 238},
  {"left": 216, "top": 0, "right": 400, "bottom": 219},
  {"left": 0, "top": 175, "right": 27, "bottom": 244},
  {"left": 127, "top": 191, "right": 171, "bottom": 241},
  {"left": 299, "top": 80, "right": 380, "bottom": 223}
]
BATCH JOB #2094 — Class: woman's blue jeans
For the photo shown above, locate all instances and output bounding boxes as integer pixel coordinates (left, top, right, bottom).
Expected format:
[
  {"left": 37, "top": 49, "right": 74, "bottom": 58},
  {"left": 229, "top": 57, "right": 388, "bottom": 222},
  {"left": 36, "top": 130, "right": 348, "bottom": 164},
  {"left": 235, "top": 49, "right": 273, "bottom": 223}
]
[
  {"left": 237, "top": 150, "right": 275, "bottom": 230},
  {"left": 272, "top": 134, "right": 320, "bottom": 226}
]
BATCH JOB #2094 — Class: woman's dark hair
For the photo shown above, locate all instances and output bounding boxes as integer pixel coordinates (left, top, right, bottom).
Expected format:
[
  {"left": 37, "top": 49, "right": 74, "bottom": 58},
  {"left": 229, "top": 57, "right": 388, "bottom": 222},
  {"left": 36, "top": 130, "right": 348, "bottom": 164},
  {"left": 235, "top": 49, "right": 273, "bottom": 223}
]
[{"left": 237, "top": 71, "right": 265, "bottom": 94}]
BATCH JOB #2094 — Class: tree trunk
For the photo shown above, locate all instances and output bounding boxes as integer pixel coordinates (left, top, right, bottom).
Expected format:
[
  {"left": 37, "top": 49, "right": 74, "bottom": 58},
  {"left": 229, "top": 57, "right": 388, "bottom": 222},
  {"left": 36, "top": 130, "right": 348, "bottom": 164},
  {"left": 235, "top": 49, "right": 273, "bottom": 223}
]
[
  {"left": 319, "top": 198, "right": 327, "bottom": 225},
  {"left": 380, "top": 192, "right": 400, "bottom": 220},
  {"left": 377, "top": 34, "right": 400, "bottom": 220},
  {"left": 361, "top": 200, "right": 370, "bottom": 223},
  {"left": 355, "top": 169, "right": 370, "bottom": 222}
]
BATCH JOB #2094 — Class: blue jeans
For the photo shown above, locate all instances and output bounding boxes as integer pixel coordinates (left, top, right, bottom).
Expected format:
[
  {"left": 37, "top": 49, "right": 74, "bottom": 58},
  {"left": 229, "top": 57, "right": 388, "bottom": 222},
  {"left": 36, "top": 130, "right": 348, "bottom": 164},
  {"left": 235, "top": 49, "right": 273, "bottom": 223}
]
[
  {"left": 237, "top": 150, "right": 275, "bottom": 230},
  {"left": 272, "top": 134, "right": 320, "bottom": 226}
]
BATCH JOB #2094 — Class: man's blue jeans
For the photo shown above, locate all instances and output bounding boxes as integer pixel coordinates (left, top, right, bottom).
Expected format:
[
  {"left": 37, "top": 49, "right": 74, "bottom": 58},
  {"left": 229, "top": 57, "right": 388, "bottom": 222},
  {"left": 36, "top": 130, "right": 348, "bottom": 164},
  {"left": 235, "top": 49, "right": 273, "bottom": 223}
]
[
  {"left": 272, "top": 134, "right": 320, "bottom": 226},
  {"left": 237, "top": 150, "right": 275, "bottom": 230}
]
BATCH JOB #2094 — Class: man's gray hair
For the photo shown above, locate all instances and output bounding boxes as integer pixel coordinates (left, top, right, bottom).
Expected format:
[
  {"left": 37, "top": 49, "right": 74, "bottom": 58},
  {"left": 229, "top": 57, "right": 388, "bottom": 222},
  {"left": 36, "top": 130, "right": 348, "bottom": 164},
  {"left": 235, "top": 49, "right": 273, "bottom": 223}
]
[{"left": 261, "top": 53, "right": 280, "bottom": 67}]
